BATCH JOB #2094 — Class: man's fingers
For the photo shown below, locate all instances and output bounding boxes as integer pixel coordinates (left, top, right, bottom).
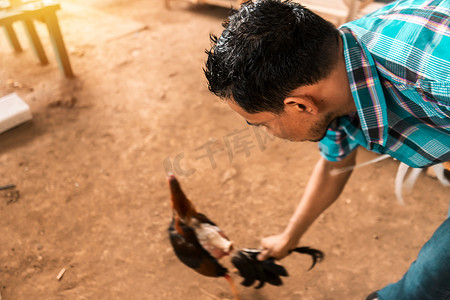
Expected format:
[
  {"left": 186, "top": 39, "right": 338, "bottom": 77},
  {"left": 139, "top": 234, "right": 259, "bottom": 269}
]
[{"left": 257, "top": 249, "right": 270, "bottom": 261}]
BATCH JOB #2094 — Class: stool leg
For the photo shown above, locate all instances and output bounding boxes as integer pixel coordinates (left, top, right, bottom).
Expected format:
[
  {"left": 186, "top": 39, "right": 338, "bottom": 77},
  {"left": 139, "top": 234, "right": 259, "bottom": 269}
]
[
  {"left": 43, "top": 11, "right": 74, "bottom": 77},
  {"left": 22, "top": 19, "right": 49, "bottom": 65},
  {"left": 4, "top": 23, "right": 22, "bottom": 52}
]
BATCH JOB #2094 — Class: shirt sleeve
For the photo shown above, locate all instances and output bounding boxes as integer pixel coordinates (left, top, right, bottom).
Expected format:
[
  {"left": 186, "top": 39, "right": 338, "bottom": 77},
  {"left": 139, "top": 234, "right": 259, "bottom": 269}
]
[
  {"left": 318, "top": 123, "right": 360, "bottom": 162},
  {"left": 416, "top": 79, "right": 450, "bottom": 109}
]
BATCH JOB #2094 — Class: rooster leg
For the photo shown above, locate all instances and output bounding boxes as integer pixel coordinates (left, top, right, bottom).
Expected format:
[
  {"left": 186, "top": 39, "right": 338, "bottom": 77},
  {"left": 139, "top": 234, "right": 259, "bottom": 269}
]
[{"left": 224, "top": 274, "right": 241, "bottom": 300}]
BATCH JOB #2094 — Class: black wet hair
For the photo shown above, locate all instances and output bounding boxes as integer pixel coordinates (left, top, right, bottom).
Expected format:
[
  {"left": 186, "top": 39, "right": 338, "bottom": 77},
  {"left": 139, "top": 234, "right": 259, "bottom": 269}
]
[{"left": 204, "top": 0, "right": 340, "bottom": 114}]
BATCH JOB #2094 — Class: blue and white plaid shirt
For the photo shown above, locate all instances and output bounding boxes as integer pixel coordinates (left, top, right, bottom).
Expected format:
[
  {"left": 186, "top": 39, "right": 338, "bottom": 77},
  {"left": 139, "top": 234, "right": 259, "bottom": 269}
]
[{"left": 319, "top": 0, "right": 450, "bottom": 168}]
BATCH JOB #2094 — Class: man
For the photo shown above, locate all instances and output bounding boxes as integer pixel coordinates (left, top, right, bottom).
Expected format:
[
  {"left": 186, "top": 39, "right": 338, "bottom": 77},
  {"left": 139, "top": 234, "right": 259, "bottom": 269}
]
[{"left": 204, "top": 0, "right": 450, "bottom": 299}]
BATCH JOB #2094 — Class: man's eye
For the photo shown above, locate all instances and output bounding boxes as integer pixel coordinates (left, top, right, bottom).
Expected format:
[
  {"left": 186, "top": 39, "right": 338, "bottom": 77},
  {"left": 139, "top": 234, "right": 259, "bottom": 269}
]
[{"left": 246, "top": 120, "right": 263, "bottom": 127}]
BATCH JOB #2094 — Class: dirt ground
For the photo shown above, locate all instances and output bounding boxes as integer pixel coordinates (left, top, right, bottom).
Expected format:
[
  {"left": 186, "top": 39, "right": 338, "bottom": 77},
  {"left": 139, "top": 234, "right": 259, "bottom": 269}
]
[{"left": 0, "top": 1, "right": 449, "bottom": 299}]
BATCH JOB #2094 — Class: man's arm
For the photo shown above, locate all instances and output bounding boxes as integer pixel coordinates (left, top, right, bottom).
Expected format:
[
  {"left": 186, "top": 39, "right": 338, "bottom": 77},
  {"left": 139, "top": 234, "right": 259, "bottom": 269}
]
[{"left": 258, "top": 149, "right": 357, "bottom": 261}]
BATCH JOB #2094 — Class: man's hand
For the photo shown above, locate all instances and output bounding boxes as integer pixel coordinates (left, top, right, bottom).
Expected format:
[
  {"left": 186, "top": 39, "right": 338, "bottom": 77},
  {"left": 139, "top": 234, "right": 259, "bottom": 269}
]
[
  {"left": 258, "top": 151, "right": 357, "bottom": 262},
  {"left": 258, "top": 232, "right": 298, "bottom": 261}
]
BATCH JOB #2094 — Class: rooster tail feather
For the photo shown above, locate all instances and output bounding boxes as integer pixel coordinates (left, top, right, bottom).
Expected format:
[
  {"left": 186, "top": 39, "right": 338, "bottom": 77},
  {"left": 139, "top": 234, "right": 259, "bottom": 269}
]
[{"left": 290, "top": 247, "right": 324, "bottom": 270}]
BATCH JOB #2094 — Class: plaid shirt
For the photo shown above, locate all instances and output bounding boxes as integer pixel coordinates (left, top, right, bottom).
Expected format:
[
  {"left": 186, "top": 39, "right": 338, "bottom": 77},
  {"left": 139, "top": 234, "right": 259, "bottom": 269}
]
[{"left": 319, "top": 0, "right": 450, "bottom": 168}]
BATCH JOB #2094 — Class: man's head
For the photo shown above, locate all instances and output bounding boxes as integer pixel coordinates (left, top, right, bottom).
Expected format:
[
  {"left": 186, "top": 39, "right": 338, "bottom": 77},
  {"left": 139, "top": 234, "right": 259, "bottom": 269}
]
[
  {"left": 204, "top": 0, "right": 340, "bottom": 114},
  {"left": 204, "top": 0, "right": 352, "bottom": 142}
]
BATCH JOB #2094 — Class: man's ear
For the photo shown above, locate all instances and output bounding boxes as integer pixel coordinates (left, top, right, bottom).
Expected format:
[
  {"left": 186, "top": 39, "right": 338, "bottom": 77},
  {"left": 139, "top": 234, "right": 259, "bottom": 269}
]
[{"left": 284, "top": 96, "right": 318, "bottom": 114}]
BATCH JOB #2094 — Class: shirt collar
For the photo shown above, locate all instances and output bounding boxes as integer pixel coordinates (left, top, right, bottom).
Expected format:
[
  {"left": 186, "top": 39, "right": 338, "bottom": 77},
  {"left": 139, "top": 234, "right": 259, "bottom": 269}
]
[{"left": 339, "top": 27, "right": 388, "bottom": 148}]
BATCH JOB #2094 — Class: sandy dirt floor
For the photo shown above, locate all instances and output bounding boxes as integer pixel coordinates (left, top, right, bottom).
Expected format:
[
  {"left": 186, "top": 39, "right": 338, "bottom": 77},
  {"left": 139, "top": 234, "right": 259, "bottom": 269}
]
[{"left": 0, "top": 1, "right": 449, "bottom": 299}]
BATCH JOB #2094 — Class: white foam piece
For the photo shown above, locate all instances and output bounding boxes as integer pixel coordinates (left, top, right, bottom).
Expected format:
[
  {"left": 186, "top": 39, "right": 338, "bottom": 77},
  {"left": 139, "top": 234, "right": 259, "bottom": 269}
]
[{"left": 0, "top": 93, "right": 32, "bottom": 134}]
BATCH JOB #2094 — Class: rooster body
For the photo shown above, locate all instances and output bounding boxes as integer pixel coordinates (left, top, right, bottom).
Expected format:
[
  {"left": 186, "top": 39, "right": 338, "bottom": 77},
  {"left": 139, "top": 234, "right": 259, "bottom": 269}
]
[
  {"left": 168, "top": 212, "right": 229, "bottom": 277},
  {"left": 167, "top": 174, "right": 324, "bottom": 299}
]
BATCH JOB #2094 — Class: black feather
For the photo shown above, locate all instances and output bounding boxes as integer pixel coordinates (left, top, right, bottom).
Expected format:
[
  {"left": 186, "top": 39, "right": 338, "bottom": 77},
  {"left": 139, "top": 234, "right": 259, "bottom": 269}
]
[
  {"left": 261, "top": 263, "right": 283, "bottom": 286},
  {"left": 260, "top": 258, "right": 289, "bottom": 277},
  {"left": 231, "top": 249, "right": 288, "bottom": 289},
  {"left": 231, "top": 251, "right": 257, "bottom": 286},
  {"left": 253, "top": 260, "right": 266, "bottom": 289},
  {"left": 289, "top": 247, "right": 324, "bottom": 270},
  {"left": 231, "top": 246, "right": 324, "bottom": 289}
]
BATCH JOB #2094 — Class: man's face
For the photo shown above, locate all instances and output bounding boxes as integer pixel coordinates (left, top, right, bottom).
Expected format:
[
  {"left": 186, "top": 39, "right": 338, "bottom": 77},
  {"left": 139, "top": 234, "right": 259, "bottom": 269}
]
[
  {"left": 227, "top": 100, "right": 335, "bottom": 142},
  {"left": 226, "top": 43, "right": 356, "bottom": 142}
]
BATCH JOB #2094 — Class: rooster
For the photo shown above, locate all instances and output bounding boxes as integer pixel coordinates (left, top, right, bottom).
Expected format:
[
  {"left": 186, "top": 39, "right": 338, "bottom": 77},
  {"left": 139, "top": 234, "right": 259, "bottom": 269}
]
[{"left": 167, "top": 174, "right": 324, "bottom": 299}]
